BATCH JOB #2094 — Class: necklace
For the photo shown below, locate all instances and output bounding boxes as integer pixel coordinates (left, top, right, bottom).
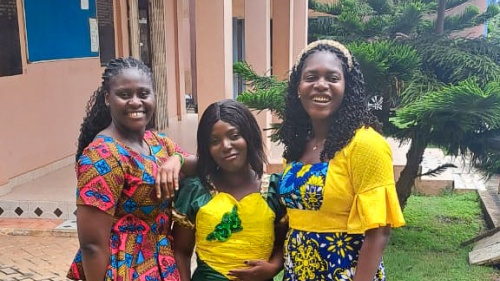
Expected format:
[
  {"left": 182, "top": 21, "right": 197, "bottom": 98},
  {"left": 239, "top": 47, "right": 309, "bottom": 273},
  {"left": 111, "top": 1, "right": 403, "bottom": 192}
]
[{"left": 312, "top": 139, "right": 325, "bottom": 151}]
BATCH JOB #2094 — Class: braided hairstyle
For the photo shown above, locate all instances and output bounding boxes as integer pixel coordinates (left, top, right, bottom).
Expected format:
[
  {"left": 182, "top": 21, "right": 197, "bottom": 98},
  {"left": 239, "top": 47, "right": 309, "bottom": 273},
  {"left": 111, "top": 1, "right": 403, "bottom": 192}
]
[
  {"left": 280, "top": 40, "right": 380, "bottom": 162},
  {"left": 76, "top": 57, "right": 153, "bottom": 160}
]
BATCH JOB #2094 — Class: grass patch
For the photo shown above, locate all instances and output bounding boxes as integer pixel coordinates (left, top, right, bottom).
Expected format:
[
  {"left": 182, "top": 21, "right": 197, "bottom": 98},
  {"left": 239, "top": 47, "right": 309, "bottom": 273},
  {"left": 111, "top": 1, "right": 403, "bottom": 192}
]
[{"left": 385, "top": 192, "right": 500, "bottom": 281}]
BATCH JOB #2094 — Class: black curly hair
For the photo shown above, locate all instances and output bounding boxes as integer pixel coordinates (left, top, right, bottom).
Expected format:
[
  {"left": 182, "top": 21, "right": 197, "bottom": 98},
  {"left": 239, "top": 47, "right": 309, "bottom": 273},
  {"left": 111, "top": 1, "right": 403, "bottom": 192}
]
[
  {"left": 75, "top": 57, "right": 153, "bottom": 160},
  {"left": 196, "top": 99, "right": 268, "bottom": 187},
  {"left": 280, "top": 42, "right": 381, "bottom": 162}
]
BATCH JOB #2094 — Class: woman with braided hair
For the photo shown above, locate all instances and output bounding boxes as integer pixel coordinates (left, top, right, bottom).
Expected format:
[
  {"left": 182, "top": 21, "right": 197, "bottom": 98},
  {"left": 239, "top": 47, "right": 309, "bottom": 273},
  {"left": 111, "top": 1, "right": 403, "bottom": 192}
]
[
  {"left": 278, "top": 40, "right": 405, "bottom": 280},
  {"left": 67, "top": 57, "right": 196, "bottom": 281}
]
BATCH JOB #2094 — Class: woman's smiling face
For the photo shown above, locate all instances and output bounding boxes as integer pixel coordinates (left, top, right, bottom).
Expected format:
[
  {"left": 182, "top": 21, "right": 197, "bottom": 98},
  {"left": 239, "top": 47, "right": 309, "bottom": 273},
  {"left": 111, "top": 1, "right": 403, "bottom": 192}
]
[
  {"left": 298, "top": 51, "right": 345, "bottom": 121},
  {"left": 105, "top": 68, "right": 155, "bottom": 133},
  {"left": 208, "top": 120, "right": 248, "bottom": 174}
]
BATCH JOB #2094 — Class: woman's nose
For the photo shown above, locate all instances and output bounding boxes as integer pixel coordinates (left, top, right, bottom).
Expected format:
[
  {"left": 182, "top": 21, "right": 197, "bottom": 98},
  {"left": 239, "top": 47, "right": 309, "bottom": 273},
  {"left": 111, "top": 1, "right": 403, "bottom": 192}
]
[
  {"left": 128, "top": 95, "right": 142, "bottom": 106},
  {"left": 314, "top": 78, "right": 328, "bottom": 90},
  {"left": 222, "top": 138, "right": 231, "bottom": 150}
]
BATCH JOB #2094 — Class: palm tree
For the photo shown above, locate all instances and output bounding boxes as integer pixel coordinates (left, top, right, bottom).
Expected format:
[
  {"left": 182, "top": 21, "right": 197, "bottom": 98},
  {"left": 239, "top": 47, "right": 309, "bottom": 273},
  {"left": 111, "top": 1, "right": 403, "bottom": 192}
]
[{"left": 235, "top": 0, "right": 500, "bottom": 208}]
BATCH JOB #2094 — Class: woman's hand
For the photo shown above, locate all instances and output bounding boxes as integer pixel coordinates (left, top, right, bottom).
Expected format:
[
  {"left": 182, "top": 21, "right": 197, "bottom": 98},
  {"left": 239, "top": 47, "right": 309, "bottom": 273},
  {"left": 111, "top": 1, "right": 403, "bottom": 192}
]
[
  {"left": 155, "top": 154, "right": 183, "bottom": 199},
  {"left": 228, "top": 260, "right": 280, "bottom": 281}
]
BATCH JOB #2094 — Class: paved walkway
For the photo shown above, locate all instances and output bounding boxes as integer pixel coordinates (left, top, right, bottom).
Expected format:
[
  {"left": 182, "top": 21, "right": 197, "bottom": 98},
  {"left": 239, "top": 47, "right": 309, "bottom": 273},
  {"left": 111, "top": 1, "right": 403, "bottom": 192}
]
[{"left": 0, "top": 235, "right": 77, "bottom": 281}]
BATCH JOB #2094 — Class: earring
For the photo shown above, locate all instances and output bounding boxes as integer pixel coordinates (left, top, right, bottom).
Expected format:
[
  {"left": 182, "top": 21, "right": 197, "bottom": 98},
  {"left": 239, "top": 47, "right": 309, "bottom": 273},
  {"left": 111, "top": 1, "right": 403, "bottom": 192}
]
[
  {"left": 105, "top": 102, "right": 109, "bottom": 107},
  {"left": 298, "top": 92, "right": 302, "bottom": 99}
]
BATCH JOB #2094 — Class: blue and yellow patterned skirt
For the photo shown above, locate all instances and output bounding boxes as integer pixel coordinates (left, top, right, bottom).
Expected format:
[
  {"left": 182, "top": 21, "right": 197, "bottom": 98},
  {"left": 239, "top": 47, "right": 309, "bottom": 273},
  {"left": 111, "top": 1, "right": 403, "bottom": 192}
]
[{"left": 283, "top": 229, "right": 385, "bottom": 281}]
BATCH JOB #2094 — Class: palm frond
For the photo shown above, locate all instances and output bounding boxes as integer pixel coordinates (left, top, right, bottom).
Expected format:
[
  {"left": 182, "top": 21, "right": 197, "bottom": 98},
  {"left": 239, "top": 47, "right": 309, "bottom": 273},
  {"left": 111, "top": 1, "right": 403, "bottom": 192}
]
[
  {"left": 444, "top": 5, "right": 480, "bottom": 31},
  {"left": 233, "top": 61, "right": 287, "bottom": 115},
  {"left": 367, "top": 0, "right": 393, "bottom": 15},
  {"left": 416, "top": 163, "right": 457, "bottom": 178},
  {"left": 391, "top": 80, "right": 500, "bottom": 155},
  {"left": 390, "top": 2, "right": 423, "bottom": 36},
  {"left": 415, "top": 38, "right": 500, "bottom": 87}
]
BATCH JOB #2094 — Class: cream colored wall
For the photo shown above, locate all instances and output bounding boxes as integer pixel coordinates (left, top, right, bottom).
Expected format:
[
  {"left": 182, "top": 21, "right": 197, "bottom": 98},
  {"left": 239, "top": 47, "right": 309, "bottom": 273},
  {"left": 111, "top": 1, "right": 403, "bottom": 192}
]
[
  {"left": 233, "top": 0, "right": 244, "bottom": 18},
  {"left": 195, "top": 0, "right": 234, "bottom": 115},
  {"left": 115, "top": 0, "right": 130, "bottom": 57},
  {"left": 164, "top": 0, "right": 181, "bottom": 120},
  {"left": 0, "top": 0, "right": 129, "bottom": 190},
  {"left": 182, "top": 0, "right": 192, "bottom": 96},
  {"left": 0, "top": 59, "right": 101, "bottom": 187}
]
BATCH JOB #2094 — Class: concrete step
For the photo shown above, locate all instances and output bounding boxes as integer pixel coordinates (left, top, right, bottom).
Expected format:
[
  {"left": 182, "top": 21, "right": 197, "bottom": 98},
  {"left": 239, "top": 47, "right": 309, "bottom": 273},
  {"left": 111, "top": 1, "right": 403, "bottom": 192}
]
[
  {"left": 415, "top": 148, "right": 455, "bottom": 195},
  {"left": 0, "top": 165, "right": 76, "bottom": 220}
]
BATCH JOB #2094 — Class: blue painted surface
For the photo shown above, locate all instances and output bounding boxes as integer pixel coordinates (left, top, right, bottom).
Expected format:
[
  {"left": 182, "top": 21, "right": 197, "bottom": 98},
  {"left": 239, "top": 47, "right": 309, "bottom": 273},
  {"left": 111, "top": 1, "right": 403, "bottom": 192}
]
[{"left": 24, "top": 0, "right": 98, "bottom": 62}]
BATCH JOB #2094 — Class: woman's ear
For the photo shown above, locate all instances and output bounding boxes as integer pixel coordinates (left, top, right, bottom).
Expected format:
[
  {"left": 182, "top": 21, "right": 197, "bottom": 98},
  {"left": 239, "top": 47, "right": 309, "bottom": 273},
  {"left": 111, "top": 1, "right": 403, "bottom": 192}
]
[{"left": 104, "top": 92, "right": 110, "bottom": 107}]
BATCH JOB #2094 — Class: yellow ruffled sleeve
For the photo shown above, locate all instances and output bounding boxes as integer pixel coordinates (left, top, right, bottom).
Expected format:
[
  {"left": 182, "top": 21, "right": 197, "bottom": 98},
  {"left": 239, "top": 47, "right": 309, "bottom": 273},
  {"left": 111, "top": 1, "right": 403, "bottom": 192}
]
[{"left": 346, "top": 128, "right": 405, "bottom": 233}]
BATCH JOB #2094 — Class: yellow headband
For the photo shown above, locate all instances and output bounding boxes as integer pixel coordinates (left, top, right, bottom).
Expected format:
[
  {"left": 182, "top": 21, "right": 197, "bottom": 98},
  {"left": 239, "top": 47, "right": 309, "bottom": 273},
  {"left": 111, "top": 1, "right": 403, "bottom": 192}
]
[{"left": 294, "top": 39, "right": 353, "bottom": 72}]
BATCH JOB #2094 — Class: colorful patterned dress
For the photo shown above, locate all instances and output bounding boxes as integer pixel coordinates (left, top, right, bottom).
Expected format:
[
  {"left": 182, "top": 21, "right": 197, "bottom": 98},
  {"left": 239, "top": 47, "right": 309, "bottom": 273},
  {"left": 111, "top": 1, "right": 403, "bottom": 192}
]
[
  {"left": 173, "top": 174, "right": 285, "bottom": 281},
  {"left": 279, "top": 127, "right": 406, "bottom": 281},
  {"left": 67, "top": 131, "right": 187, "bottom": 281}
]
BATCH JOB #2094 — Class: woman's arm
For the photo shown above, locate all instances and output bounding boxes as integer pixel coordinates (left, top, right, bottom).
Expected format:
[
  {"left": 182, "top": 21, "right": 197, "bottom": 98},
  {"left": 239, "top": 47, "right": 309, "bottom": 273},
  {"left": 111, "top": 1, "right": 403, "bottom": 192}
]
[
  {"left": 155, "top": 154, "right": 198, "bottom": 200},
  {"left": 181, "top": 154, "right": 197, "bottom": 176},
  {"left": 353, "top": 226, "right": 391, "bottom": 281},
  {"left": 269, "top": 222, "right": 287, "bottom": 274},
  {"left": 77, "top": 205, "right": 113, "bottom": 281},
  {"left": 172, "top": 224, "right": 196, "bottom": 281}
]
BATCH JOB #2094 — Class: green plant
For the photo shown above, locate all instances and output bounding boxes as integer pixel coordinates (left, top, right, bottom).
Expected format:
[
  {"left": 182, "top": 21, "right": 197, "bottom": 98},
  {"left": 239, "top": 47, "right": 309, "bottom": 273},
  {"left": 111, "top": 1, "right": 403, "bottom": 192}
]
[
  {"left": 385, "top": 192, "right": 500, "bottom": 280},
  {"left": 235, "top": 0, "right": 500, "bottom": 209}
]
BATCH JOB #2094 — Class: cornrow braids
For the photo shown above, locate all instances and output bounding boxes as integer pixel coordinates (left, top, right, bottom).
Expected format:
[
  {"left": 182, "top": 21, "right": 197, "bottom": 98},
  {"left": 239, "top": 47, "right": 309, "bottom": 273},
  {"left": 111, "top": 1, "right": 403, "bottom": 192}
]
[
  {"left": 75, "top": 57, "right": 153, "bottom": 160},
  {"left": 280, "top": 41, "right": 380, "bottom": 163}
]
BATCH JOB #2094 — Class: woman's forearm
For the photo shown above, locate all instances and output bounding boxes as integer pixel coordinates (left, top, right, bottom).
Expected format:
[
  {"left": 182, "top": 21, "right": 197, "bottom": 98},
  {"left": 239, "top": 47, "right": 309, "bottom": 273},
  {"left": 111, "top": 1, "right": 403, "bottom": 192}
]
[
  {"left": 353, "top": 227, "right": 391, "bottom": 281},
  {"left": 175, "top": 253, "right": 192, "bottom": 281}
]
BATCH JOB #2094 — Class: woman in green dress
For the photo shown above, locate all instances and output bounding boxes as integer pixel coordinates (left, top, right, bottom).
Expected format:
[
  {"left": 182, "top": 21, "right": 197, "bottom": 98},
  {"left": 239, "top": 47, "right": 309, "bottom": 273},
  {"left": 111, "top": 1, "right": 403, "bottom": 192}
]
[{"left": 173, "top": 99, "right": 286, "bottom": 281}]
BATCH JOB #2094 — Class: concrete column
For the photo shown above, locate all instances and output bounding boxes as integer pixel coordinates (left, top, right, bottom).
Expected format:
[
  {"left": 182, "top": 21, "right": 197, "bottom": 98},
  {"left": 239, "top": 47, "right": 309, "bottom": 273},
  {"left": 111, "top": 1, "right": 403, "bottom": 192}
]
[
  {"left": 174, "top": 0, "right": 187, "bottom": 120},
  {"left": 292, "top": 0, "right": 308, "bottom": 60},
  {"left": 164, "top": 0, "right": 186, "bottom": 122},
  {"left": 271, "top": 0, "right": 293, "bottom": 80},
  {"left": 245, "top": 0, "right": 272, "bottom": 158},
  {"left": 195, "top": 0, "right": 233, "bottom": 115}
]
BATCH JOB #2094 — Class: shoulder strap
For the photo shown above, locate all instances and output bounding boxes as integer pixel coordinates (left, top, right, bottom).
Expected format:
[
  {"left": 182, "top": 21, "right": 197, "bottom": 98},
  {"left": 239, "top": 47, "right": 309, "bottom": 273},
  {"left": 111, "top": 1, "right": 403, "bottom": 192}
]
[{"left": 259, "top": 174, "right": 271, "bottom": 200}]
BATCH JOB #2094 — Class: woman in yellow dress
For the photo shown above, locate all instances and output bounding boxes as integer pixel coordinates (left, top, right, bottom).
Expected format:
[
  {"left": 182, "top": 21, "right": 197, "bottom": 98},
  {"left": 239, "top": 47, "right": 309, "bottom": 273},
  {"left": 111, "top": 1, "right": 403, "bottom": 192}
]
[
  {"left": 173, "top": 99, "right": 286, "bottom": 281},
  {"left": 278, "top": 40, "right": 406, "bottom": 281}
]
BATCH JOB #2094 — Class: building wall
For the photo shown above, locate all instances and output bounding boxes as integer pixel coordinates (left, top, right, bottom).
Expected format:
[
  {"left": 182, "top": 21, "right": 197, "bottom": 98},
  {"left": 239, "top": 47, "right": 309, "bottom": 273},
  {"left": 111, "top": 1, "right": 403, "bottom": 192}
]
[
  {"left": 0, "top": 0, "right": 128, "bottom": 192},
  {"left": 164, "top": 0, "right": 183, "bottom": 121}
]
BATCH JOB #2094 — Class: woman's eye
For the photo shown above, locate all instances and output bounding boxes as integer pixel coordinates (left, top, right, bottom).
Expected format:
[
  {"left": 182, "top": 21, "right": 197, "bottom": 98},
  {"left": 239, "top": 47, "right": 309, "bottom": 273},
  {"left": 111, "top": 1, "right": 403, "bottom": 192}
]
[
  {"left": 139, "top": 91, "right": 150, "bottom": 98},
  {"left": 230, "top": 134, "right": 240, "bottom": 140},
  {"left": 328, "top": 76, "right": 340, "bottom": 82},
  {"left": 117, "top": 92, "right": 130, "bottom": 98},
  {"left": 303, "top": 75, "right": 315, "bottom": 82}
]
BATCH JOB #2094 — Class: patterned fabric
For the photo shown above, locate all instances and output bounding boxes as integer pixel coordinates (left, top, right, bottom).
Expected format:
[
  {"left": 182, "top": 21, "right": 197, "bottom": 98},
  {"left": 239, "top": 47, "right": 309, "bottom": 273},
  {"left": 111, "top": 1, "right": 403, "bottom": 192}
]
[
  {"left": 67, "top": 131, "right": 187, "bottom": 281},
  {"left": 280, "top": 162, "right": 328, "bottom": 210},
  {"left": 173, "top": 174, "right": 285, "bottom": 281},
  {"left": 279, "top": 128, "right": 405, "bottom": 281},
  {"left": 284, "top": 229, "right": 386, "bottom": 281}
]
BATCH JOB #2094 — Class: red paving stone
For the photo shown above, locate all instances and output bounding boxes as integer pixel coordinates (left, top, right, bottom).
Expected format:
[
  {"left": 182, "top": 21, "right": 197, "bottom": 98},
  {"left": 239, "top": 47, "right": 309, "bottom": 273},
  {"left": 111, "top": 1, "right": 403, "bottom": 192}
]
[
  {"left": 0, "top": 234, "right": 78, "bottom": 281},
  {"left": 0, "top": 218, "right": 75, "bottom": 238}
]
